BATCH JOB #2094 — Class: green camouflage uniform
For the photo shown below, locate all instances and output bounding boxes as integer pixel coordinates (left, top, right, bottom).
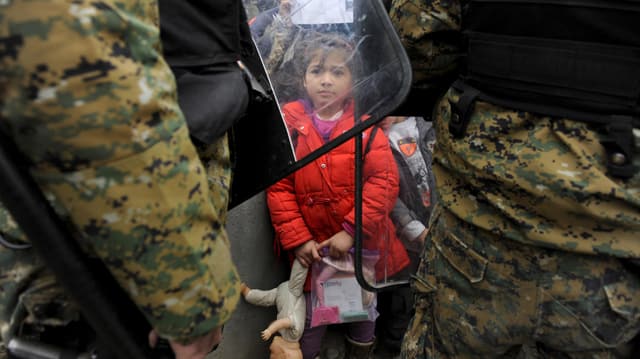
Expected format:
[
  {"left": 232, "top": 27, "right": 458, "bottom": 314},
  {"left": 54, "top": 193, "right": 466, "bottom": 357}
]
[
  {"left": 0, "top": 0, "right": 240, "bottom": 353},
  {"left": 390, "top": 0, "right": 640, "bottom": 357}
]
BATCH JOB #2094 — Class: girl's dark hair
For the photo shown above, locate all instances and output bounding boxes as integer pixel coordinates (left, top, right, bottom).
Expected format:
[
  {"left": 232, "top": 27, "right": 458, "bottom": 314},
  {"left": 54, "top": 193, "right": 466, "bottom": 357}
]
[
  {"left": 296, "top": 32, "right": 356, "bottom": 77},
  {"left": 270, "top": 30, "right": 360, "bottom": 104}
]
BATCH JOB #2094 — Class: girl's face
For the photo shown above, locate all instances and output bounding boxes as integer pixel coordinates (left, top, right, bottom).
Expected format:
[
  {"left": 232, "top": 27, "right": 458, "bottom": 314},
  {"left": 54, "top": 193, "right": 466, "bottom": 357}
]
[{"left": 303, "top": 49, "right": 353, "bottom": 117}]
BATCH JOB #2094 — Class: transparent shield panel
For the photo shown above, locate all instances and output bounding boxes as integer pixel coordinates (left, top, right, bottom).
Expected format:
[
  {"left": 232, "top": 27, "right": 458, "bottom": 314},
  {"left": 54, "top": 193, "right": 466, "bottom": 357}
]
[
  {"left": 242, "top": 0, "right": 413, "bottom": 290},
  {"left": 244, "top": 0, "right": 411, "bottom": 163},
  {"left": 358, "top": 115, "right": 436, "bottom": 289}
]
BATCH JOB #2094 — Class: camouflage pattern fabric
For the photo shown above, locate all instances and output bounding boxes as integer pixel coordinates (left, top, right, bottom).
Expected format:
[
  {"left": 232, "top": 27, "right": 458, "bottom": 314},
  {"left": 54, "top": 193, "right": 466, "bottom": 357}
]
[
  {"left": 388, "top": 0, "right": 462, "bottom": 91},
  {"left": 194, "top": 134, "right": 233, "bottom": 225},
  {"left": 390, "top": 0, "right": 640, "bottom": 358},
  {"left": 0, "top": 210, "right": 73, "bottom": 348},
  {"left": 0, "top": 0, "right": 240, "bottom": 349},
  {"left": 404, "top": 207, "right": 640, "bottom": 358},
  {"left": 435, "top": 89, "right": 640, "bottom": 258}
]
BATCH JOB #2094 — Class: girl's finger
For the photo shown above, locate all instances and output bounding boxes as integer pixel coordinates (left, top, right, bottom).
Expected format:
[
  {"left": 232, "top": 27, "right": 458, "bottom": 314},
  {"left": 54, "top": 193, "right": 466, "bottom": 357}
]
[
  {"left": 311, "top": 246, "right": 321, "bottom": 261},
  {"left": 317, "top": 240, "right": 330, "bottom": 251}
]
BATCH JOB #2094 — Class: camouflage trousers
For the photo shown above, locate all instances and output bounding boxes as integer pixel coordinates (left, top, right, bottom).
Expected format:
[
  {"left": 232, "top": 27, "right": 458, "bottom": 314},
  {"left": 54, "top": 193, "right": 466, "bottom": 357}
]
[
  {"left": 193, "top": 133, "right": 232, "bottom": 224},
  {"left": 402, "top": 207, "right": 640, "bottom": 359}
]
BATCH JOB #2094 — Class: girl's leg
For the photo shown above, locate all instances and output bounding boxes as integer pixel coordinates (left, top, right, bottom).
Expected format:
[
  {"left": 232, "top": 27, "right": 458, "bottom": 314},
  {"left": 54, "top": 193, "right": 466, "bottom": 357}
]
[
  {"left": 300, "top": 293, "right": 328, "bottom": 359},
  {"left": 344, "top": 320, "right": 376, "bottom": 359},
  {"left": 345, "top": 319, "right": 375, "bottom": 344}
]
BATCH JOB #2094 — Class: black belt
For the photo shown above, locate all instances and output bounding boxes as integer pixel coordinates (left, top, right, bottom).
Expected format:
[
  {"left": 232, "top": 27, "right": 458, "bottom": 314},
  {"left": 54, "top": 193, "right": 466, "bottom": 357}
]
[{"left": 464, "top": 31, "right": 640, "bottom": 113}]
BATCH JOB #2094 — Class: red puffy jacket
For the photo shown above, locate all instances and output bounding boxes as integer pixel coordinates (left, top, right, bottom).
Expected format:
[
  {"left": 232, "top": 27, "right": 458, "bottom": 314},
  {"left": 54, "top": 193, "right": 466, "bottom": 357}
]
[{"left": 267, "top": 100, "right": 410, "bottom": 290}]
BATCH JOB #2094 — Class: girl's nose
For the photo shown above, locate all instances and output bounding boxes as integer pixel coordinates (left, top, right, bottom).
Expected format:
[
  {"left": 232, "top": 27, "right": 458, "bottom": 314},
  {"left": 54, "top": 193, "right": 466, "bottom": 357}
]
[{"left": 320, "top": 72, "right": 333, "bottom": 85}]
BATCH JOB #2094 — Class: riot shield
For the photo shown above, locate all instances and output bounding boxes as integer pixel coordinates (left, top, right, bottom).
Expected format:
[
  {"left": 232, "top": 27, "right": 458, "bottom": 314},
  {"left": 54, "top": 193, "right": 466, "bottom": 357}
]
[
  {"left": 232, "top": 0, "right": 411, "bottom": 208},
  {"left": 239, "top": 0, "right": 413, "bottom": 290}
]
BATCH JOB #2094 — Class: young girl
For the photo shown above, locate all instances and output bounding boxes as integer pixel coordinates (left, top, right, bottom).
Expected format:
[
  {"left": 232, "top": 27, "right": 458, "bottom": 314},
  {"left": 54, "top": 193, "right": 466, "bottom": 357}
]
[{"left": 266, "top": 32, "right": 410, "bottom": 359}]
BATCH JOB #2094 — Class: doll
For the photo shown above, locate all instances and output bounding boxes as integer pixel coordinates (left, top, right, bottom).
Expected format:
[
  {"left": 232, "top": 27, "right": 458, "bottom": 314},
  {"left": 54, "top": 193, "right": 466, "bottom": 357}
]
[{"left": 241, "top": 258, "right": 308, "bottom": 359}]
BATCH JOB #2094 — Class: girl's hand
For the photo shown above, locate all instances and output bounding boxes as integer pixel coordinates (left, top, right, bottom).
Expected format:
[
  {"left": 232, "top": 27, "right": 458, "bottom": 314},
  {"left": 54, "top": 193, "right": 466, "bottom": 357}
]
[
  {"left": 294, "top": 240, "right": 320, "bottom": 267},
  {"left": 317, "top": 231, "right": 354, "bottom": 259}
]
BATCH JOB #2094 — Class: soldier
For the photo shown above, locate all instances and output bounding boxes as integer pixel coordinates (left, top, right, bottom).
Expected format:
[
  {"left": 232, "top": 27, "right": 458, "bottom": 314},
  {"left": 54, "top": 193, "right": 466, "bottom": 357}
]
[
  {"left": 0, "top": 1, "right": 241, "bottom": 358},
  {"left": 390, "top": 0, "right": 640, "bottom": 357},
  {"left": 157, "top": 0, "right": 252, "bottom": 232}
]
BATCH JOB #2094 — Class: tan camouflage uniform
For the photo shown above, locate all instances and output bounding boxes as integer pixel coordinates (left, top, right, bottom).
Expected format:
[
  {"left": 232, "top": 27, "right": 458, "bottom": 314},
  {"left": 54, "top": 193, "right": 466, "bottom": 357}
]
[
  {"left": 0, "top": 0, "right": 240, "bottom": 353},
  {"left": 391, "top": 0, "right": 640, "bottom": 357}
]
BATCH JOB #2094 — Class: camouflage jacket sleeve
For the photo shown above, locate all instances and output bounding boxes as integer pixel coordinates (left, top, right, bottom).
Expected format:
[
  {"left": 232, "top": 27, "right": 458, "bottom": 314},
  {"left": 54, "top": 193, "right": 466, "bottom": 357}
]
[
  {"left": 389, "top": 0, "right": 463, "bottom": 90},
  {"left": 0, "top": 1, "right": 240, "bottom": 343}
]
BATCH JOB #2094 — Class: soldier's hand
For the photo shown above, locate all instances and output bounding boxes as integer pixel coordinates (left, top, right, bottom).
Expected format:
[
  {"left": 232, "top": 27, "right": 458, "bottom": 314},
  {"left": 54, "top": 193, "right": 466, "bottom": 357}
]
[{"left": 149, "top": 327, "right": 222, "bottom": 359}]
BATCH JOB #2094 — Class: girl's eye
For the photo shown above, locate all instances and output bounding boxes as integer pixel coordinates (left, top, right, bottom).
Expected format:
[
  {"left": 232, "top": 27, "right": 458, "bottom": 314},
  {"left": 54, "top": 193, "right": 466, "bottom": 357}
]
[
  {"left": 309, "top": 68, "right": 321, "bottom": 75},
  {"left": 332, "top": 69, "right": 345, "bottom": 77}
]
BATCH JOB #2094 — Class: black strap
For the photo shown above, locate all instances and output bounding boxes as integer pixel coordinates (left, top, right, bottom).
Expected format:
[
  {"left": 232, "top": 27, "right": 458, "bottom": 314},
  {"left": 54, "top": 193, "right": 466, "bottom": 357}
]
[
  {"left": 449, "top": 86, "right": 480, "bottom": 138},
  {"left": 600, "top": 119, "right": 637, "bottom": 178}
]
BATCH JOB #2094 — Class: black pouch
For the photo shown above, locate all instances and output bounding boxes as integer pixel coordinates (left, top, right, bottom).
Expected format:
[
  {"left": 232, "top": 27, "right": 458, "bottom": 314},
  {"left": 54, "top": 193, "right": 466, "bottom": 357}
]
[{"left": 172, "top": 62, "right": 250, "bottom": 144}]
